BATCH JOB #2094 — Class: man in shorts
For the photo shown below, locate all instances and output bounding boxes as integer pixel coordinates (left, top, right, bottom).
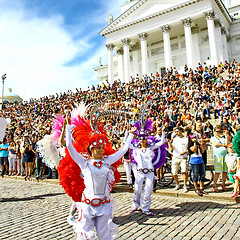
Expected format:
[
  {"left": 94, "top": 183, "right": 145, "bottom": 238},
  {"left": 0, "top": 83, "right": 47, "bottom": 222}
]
[
  {"left": 0, "top": 137, "right": 9, "bottom": 177},
  {"left": 168, "top": 127, "right": 189, "bottom": 192}
]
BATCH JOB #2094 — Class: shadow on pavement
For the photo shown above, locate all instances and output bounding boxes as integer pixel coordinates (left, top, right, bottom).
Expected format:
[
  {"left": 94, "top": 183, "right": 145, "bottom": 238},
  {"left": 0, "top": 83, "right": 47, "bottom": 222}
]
[
  {"left": 114, "top": 201, "right": 233, "bottom": 226},
  {"left": 0, "top": 192, "right": 65, "bottom": 202},
  {"left": 114, "top": 209, "right": 168, "bottom": 226},
  {"left": 174, "top": 201, "right": 232, "bottom": 212}
]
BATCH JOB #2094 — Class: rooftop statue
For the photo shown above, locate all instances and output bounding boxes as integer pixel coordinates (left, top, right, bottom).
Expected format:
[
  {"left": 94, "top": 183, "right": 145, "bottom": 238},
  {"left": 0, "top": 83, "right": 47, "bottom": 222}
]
[{"left": 107, "top": 13, "right": 113, "bottom": 24}]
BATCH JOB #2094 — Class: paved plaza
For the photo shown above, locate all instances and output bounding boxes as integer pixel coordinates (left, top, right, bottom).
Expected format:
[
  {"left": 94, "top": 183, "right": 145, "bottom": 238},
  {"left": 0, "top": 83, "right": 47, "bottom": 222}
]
[{"left": 0, "top": 178, "right": 240, "bottom": 240}]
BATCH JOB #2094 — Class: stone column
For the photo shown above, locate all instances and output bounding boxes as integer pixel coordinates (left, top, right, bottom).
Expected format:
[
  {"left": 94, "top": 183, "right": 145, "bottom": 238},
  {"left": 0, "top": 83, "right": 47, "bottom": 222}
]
[
  {"left": 182, "top": 18, "right": 194, "bottom": 69},
  {"left": 131, "top": 43, "right": 140, "bottom": 77},
  {"left": 162, "top": 25, "right": 172, "bottom": 70},
  {"left": 221, "top": 27, "right": 229, "bottom": 62},
  {"left": 116, "top": 48, "right": 124, "bottom": 82},
  {"left": 191, "top": 26, "right": 201, "bottom": 68},
  {"left": 215, "top": 20, "right": 224, "bottom": 63},
  {"left": 205, "top": 10, "right": 218, "bottom": 66},
  {"left": 106, "top": 43, "right": 115, "bottom": 84},
  {"left": 121, "top": 38, "right": 131, "bottom": 83},
  {"left": 138, "top": 32, "right": 148, "bottom": 76}
]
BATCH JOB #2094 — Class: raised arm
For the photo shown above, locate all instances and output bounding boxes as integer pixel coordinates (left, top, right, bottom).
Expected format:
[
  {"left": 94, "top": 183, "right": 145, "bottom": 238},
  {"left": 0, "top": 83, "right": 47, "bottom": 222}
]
[
  {"left": 106, "top": 127, "right": 136, "bottom": 165},
  {"left": 151, "top": 131, "right": 166, "bottom": 150},
  {"left": 65, "top": 120, "right": 85, "bottom": 169}
]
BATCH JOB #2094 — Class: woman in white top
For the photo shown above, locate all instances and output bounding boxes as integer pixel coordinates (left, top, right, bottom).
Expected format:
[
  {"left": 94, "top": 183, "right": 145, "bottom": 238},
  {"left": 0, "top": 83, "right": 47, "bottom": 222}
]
[
  {"left": 64, "top": 115, "right": 136, "bottom": 240},
  {"left": 8, "top": 141, "right": 17, "bottom": 175}
]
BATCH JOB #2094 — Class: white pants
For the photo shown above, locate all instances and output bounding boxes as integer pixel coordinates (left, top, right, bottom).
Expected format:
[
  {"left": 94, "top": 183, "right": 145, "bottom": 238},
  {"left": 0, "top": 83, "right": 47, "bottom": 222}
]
[
  {"left": 9, "top": 155, "right": 16, "bottom": 171},
  {"left": 16, "top": 157, "right": 22, "bottom": 174},
  {"left": 74, "top": 202, "right": 117, "bottom": 240},
  {"left": 21, "top": 156, "right": 24, "bottom": 174},
  {"left": 123, "top": 161, "right": 136, "bottom": 185},
  {"left": 132, "top": 171, "right": 154, "bottom": 212}
]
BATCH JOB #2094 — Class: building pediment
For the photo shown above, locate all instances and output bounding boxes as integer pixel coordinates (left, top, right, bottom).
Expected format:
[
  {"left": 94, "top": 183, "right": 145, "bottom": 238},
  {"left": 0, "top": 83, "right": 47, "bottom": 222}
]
[
  {"left": 100, "top": 0, "right": 232, "bottom": 36},
  {"left": 100, "top": 0, "right": 203, "bottom": 36},
  {"left": 120, "top": 0, "right": 189, "bottom": 24}
]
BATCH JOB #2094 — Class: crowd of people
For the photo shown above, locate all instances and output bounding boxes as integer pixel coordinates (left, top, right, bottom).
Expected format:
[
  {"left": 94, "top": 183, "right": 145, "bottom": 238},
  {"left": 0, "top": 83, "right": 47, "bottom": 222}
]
[{"left": 0, "top": 59, "right": 240, "bottom": 198}]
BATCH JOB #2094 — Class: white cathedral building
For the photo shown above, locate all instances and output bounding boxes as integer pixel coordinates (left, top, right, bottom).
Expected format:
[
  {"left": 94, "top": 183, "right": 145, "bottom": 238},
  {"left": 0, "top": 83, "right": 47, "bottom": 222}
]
[{"left": 94, "top": 0, "right": 240, "bottom": 84}]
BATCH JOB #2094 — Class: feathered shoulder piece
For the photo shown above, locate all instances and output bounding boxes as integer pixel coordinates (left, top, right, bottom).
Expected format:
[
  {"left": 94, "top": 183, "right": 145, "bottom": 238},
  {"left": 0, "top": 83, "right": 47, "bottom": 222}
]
[
  {"left": 58, "top": 148, "right": 84, "bottom": 202},
  {"left": 38, "top": 135, "right": 60, "bottom": 169}
]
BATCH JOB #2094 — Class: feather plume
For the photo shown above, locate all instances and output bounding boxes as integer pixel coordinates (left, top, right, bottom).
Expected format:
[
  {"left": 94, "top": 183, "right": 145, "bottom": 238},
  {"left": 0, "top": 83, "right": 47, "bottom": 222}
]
[
  {"left": 71, "top": 103, "right": 88, "bottom": 119},
  {"left": 38, "top": 135, "right": 60, "bottom": 169},
  {"left": 51, "top": 114, "right": 65, "bottom": 140}
]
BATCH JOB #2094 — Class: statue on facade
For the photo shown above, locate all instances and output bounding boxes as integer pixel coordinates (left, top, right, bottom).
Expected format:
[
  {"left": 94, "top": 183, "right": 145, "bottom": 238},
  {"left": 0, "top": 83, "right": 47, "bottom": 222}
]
[
  {"left": 107, "top": 14, "right": 113, "bottom": 24},
  {"left": 99, "top": 56, "right": 102, "bottom": 66}
]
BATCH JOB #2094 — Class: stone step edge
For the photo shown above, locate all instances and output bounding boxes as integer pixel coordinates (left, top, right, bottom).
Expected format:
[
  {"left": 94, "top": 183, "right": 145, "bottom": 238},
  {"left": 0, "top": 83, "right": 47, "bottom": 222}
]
[
  {"left": 113, "top": 185, "right": 240, "bottom": 204},
  {"left": 4, "top": 175, "right": 239, "bottom": 204}
]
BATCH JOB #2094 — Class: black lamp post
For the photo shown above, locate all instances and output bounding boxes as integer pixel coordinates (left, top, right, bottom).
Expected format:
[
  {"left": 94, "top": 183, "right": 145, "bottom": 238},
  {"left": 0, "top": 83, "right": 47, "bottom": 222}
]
[{"left": 1, "top": 74, "right": 6, "bottom": 110}]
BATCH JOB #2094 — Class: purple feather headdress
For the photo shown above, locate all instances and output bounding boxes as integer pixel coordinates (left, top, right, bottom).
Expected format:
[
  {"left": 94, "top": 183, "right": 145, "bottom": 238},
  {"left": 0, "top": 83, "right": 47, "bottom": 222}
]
[
  {"left": 134, "top": 100, "right": 153, "bottom": 139},
  {"left": 133, "top": 119, "right": 153, "bottom": 139}
]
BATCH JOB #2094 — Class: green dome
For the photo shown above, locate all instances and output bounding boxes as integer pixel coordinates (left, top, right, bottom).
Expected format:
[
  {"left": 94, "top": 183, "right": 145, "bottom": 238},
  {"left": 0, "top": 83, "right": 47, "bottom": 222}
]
[{"left": 0, "top": 88, "right": 23, "bottom": 103}]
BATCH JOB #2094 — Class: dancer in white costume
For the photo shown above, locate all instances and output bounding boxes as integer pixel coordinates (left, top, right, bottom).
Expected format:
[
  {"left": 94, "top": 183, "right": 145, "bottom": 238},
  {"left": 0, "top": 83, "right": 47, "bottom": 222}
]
[
  {"left": 64, "top": 114, "right": 136, "bottom": 240},
  {"left": 130, "top": 101, "right": 167, "bottom": 215},
  {"left": 130, "top": 129, "right": 165, "bottom": 215}
]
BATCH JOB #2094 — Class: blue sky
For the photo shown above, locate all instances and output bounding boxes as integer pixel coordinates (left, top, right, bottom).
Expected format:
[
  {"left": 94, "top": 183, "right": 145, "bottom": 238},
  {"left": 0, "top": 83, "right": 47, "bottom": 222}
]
[{"left": 0, "top": 0, "right": 123, "bottom": 100}]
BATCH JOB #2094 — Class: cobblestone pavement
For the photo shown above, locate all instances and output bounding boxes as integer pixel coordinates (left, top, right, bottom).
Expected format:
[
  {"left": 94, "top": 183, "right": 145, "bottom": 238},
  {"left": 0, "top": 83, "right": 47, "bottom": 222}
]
[{"left": 1, "top": 178, "right": 240, "bottom": 240}]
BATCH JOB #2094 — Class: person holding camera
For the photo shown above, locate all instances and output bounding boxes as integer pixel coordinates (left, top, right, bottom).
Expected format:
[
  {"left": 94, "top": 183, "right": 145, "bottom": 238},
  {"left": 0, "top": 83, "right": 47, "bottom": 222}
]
[
  {"left": 21, "top": 138, "right": 35, "bottom": 180},
  {"left": 188, "top": 133, "right": 207, "bottom": 196},
  {"left": 194, "top": 121, "right": 210, "bottom": 167},
  {"left": 210, "top": 125, "right": 230, "bottom": 192}
]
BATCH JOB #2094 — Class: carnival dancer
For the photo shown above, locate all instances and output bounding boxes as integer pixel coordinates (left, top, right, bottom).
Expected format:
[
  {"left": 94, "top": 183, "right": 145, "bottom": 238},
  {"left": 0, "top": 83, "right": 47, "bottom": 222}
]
[
  {"left": 58, "top": 103, "right": 136, "bottom": 240},
  {"left": 231, "top": 130, "right": 240, "bottom": 197},
  {"left": 123, "top": 125, "right": 137, "bottom": 188},
  {"left": 130, "top": 101, "right": 167, "bottom": 216},
  {"left": 37, "top": 114, "right": 67, "bottom": 179}
]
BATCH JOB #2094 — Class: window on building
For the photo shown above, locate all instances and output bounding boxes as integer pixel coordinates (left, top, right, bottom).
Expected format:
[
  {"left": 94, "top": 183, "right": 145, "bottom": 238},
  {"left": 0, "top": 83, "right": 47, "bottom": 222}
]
[
  {"left": 160, "top": 67, "right": 166, "bottom": 75},
  {"left": 171, "top": 42, "right": 178, "bottom": 51},
  {"left": 151, "top": 47, "right": 164, "bottom": 56},
  {"left": 200, "top": 35, "right": 209, "bottom": 45},
  {"left": 181, "top": 40, "right": 186, "bottom": 49}
]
